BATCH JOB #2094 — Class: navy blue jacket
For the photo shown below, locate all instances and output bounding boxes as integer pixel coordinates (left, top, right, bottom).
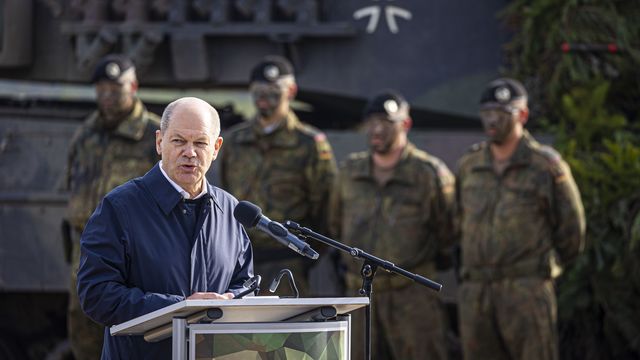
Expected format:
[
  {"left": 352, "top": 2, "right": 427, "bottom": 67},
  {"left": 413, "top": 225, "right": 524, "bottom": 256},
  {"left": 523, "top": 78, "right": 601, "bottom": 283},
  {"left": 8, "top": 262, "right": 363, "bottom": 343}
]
[{"left": 77, "top": 164, "right": 253, "bottom": 359}]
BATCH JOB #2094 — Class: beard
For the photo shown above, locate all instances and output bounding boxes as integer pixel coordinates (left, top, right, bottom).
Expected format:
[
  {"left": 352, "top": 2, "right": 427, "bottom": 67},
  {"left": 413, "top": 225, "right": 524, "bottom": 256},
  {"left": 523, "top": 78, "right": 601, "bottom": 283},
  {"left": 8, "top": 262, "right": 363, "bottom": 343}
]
[
  {"left": 483, "top": 118, "right": 515, "bottom": 144},
  {"left": 369, "top": 135, "right": 395, "bottom": 154}
]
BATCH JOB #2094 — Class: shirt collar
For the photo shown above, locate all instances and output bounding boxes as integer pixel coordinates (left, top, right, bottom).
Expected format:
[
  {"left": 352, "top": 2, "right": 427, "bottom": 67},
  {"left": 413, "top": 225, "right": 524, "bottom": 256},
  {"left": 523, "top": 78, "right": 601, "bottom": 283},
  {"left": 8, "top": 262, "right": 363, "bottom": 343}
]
[
  {"left": 145, "top": 163, "right": 223, "bottom": 216},
  {"left": 158, "top": 160, "right": 208, "bottom": 200}
]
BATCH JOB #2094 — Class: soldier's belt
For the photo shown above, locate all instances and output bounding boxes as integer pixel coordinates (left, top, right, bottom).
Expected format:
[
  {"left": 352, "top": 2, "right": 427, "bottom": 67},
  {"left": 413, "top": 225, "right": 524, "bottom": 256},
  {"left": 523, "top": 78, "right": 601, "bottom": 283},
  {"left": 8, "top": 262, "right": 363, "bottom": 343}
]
[
  {"left": 461, "top": 262, "right": 551, "bottom": 282},
  {"left": 345, "top": 263, "right": 436, "bottom": 291}
]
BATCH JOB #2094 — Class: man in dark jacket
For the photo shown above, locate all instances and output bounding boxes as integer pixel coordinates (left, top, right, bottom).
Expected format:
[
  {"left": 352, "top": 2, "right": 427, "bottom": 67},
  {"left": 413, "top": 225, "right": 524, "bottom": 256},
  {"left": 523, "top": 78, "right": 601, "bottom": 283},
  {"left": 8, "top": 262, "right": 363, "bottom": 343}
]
[{"left": 77, "top": 97, "right": 254, "bottom": 359}]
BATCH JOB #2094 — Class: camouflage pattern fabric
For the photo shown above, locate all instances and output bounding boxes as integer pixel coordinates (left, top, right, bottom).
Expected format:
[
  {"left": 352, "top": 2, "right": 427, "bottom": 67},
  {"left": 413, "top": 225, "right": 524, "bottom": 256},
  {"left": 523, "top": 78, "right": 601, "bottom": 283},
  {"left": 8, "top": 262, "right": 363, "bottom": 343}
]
[
  {"left": 329, "top": 142, "right": 454, "bottom": 360},
  {"left": 66, "top": 99, "right": 160, "bottom": 360},
  {"left": 455, "top": 130, "right": 586, "bottom": 360},
  {"left": 220, "top": 111, "right": 337, "bottom": 296}
]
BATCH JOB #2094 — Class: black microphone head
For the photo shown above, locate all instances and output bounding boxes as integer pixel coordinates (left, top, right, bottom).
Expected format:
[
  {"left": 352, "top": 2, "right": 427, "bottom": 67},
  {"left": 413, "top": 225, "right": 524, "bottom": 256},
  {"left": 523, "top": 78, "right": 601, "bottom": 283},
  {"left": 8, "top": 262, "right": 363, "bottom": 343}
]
[{"left": 233, "top": 201, "right": 262, "bottom": 228}]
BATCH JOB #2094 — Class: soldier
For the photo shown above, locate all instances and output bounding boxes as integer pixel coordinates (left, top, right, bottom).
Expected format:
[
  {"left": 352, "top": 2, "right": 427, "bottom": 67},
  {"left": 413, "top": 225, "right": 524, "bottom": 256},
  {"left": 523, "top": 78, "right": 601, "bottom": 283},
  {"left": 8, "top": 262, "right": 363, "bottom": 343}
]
[
  {"left": 219, "top": 55, "right": 337, "bottom": 296},
  {"left": 65, "top": 54, "right": 160, "bottom": 359},
  {"left": 455, "top": 78, "right": 586, "bottom": 360},
  {"left": 328, "top": 91, "right": 454, "bottom": 359}
]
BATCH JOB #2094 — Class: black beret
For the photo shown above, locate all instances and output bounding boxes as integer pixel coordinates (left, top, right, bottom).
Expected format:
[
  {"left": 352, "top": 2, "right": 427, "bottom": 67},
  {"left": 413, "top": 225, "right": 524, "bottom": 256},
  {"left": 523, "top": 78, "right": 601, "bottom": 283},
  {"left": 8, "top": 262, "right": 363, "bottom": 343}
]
[
  {"left": 363, "top": 90, "right": 410, "bottom": 122},
  {"left": 249, "top": 55, "right": 294, "bottom": 84},
  {"left": 91, "top": 54, "right": 136, "bottom": 84},
  {"left": 479, "top": 78, "right": 528, "bottom": 109}
]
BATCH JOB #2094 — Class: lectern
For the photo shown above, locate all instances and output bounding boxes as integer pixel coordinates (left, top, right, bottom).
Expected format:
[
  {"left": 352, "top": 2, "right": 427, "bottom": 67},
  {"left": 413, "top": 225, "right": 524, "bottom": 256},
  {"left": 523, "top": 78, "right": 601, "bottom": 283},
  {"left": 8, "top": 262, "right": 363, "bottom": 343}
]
[{"left": 110, "top": 297, "right": 369, "bottom": 360}]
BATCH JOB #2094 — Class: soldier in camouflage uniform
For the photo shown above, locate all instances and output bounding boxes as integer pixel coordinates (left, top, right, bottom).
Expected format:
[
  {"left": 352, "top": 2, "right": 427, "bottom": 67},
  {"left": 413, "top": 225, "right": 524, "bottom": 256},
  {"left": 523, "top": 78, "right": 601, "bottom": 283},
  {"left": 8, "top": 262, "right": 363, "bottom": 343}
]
[
  {"left": 329, "top": 91, "right": 454, "bottom": 359},
  {"left": 455, "top": 78, "right": 585, "bottom": 360},
  {"left": 65, "top": 54, "right": 160, "bottom": 360},
  {"left": 219, "top": 56, "right": 337, "bottom": 296}
]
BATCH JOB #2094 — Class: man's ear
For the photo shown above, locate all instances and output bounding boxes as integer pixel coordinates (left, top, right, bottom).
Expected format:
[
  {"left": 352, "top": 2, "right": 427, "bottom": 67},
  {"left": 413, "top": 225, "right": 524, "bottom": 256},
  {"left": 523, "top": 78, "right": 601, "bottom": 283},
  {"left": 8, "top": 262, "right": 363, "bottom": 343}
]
[
  {"left": 155, "top": 130, "right": 163, "bottom": 155},
  {"left": 402, "top": 117, "right": 413, "bottom": 131},
  {"left": 519, "top": 107, "right": 529, "bottom": 126},
  {"left": 287, "top": 83, "right": 298, "bottom": 100}
]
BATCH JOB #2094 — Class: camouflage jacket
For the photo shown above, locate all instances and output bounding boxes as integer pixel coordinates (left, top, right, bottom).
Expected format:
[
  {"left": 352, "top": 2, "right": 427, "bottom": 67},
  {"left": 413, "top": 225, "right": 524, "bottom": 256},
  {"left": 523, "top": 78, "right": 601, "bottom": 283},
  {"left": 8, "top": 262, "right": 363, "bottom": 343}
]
[
  {"left": 455, "top": 130, "right": 585, "bottom": 281},
  {"left": 66, "top": 99, "right": 160, "bottom": 230},
  {"left": 329, "top": 143, "right": 455, "bottom": 289},
  {"left": 220, "top": 111, "right": 337, "bottom": 250}
]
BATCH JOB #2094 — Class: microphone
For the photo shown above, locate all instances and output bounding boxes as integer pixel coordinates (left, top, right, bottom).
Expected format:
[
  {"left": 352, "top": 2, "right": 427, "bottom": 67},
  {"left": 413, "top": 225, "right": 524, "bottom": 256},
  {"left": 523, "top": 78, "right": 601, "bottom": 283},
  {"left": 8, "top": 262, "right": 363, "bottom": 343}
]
[{"left": 233, "top": 201, "right": 319, "bottom": 260}]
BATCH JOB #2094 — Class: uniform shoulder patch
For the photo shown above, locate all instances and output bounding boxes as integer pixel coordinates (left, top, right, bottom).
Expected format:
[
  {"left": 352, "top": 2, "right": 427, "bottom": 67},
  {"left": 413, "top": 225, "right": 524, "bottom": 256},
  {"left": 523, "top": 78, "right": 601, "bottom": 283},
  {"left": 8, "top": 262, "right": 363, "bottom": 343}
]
[
  {"left": 313, "top": 132, "right": 333, "bottom": 161},
  {"left": 537, "top": 145, "right": 562, "bottom": 164},
  {"left": 536, "top": 145, "right": 568, "bottom": 182}
]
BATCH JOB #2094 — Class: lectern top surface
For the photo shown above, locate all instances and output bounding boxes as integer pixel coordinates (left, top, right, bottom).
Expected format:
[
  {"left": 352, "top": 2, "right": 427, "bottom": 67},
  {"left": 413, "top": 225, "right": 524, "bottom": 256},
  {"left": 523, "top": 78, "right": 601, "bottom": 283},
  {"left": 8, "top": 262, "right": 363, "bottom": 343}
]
[{"left": 110, "top": 296, "right": 369, "bottom": 336}]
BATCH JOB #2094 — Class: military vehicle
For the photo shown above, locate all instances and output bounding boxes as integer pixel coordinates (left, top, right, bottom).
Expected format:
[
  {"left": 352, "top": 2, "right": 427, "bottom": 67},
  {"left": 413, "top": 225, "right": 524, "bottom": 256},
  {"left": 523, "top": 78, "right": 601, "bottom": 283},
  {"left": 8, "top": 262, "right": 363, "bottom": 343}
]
[{"left": 0, "top": 0, "right": 508, "bottom": 358}]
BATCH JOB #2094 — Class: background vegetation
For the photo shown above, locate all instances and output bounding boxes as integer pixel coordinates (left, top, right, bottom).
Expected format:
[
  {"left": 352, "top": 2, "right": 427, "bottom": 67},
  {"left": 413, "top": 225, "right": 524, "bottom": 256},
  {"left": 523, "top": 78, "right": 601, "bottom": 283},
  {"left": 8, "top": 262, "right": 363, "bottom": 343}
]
[{"left": 501, "top": 0, "right": 640, "bottom": 358}]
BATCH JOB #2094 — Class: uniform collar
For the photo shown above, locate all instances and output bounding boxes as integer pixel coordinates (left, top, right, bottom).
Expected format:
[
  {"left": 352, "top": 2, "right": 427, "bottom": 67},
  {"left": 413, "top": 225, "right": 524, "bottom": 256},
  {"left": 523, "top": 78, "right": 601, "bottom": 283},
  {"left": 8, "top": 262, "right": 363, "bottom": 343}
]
[
  {"left": 350, "top": 142, "right": 418, "bottom": 185},
  {"left": 235, "top": 111, "right": 300, "bottom": 147},
  {"left": 88, "top": 99, "right": 149, "bottom": 141},
  {"left": 476, "top": 129, "right": 534, "bottom": 170},
  {"left": 144, "top": 163, "right": 222, "bottom": 216}
]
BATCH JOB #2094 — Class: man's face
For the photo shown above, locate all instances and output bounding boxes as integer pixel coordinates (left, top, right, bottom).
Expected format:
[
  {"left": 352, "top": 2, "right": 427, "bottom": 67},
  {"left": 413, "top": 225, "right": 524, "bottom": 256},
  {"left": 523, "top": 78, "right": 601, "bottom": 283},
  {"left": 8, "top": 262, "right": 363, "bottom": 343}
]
[
  {"left": 156, "top": 104, "right": 223, "bottom": 194},
  {"left": 364, "top": 115, "right": 403, "bottom": 154},
  {"left": 249, "top": 82, "right": 287, "bottom": 118},
  {"left": 95, "top": 80, "right": 136, "bottom": 125},
  {"left": 480, "top": 107, "right": 518, "bottom": 144}
]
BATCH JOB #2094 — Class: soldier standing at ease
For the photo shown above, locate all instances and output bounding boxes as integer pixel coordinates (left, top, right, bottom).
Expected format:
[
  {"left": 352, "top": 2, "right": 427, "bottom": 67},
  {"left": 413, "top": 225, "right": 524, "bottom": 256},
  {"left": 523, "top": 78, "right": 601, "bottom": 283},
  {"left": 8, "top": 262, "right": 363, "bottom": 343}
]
[
  {"left": 65, "top": 54, "right": 160, "bottom": 359},
  {"left": 220, "top": 56, "right": 337, "bottom": 296},
  {"left": 455, "top": 78, "right": 585, "bottom": 360},
  {"left": 329, "top": 91, "right": 454, "bottom": 359}
]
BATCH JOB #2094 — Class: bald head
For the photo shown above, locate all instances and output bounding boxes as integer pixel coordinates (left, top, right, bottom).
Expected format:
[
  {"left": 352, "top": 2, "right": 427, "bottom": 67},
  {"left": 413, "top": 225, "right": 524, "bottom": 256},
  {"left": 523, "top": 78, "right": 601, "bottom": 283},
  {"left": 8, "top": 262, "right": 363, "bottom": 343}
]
[
  {"left": 161, "top": 97, "right": 221, "bottom": 138},
  {"left": 156, "top": 97, "right": 224, "bottom": 198}
]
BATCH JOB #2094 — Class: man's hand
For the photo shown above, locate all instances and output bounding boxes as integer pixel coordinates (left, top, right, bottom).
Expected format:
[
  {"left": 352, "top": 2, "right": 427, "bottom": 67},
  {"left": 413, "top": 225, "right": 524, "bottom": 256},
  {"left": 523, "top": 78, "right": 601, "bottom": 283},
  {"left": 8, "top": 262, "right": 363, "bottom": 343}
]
[{"left": 187, "top": 292, "right": 235, "bottom": 300}]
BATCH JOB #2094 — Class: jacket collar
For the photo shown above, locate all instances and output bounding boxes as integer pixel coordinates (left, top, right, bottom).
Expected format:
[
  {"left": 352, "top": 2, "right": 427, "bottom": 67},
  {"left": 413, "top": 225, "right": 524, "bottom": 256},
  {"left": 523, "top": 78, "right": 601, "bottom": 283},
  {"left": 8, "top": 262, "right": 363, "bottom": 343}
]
[
  {"left": 87, "top": 99, "right": 150, "bottom": 141},
  {"left": 143, "top": 163, "right": 222, "bottom": 216},
  {"left": 235, "top": 111, "right": 300, "bottom": 147},
  {"left": 350, "top": 142, "right": 418, "bottom": 186},
  {"left": 475, "top": 130, "right": 534, "bottom": 171}
]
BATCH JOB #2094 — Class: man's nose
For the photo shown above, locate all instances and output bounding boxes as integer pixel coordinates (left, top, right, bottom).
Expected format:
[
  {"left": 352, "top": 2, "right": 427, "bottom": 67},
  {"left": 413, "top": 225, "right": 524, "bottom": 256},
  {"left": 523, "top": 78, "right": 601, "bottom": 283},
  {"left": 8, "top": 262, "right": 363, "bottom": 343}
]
[{"left": 183, "top": 143, "right": 197, "bottom": 157}]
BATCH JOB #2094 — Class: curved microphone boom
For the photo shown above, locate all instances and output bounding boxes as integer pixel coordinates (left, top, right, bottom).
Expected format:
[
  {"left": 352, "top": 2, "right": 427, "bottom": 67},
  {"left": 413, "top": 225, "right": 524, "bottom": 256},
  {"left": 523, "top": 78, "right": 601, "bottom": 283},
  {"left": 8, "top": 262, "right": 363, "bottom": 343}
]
[{"left": 233, "top": 201, "right": 319, "bottom": 260}]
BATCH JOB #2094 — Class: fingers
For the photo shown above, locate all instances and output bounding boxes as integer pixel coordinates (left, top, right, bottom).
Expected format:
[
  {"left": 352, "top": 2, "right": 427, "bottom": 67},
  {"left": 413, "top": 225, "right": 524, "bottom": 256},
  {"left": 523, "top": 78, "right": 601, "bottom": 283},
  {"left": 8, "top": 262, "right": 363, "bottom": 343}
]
[{"left": 187, "top": 292, "right": 234, "bottom": 300}]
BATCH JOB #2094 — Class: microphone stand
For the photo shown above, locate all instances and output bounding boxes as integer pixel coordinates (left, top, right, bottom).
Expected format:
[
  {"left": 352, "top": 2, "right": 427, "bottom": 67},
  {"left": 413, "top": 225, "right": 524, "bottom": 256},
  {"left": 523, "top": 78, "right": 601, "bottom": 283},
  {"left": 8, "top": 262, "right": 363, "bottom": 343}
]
[{"left": 284, "top": 221, "right": 442, "bottom": 360}]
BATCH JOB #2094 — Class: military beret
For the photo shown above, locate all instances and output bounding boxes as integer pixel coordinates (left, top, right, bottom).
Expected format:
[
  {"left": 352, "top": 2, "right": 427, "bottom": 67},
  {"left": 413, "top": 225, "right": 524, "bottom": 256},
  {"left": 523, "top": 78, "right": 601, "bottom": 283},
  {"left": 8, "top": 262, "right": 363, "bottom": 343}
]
[
  {"left": 91, "top": 54, "right": 136, "bottom": 84},
  {"left": 249, "top": 55, "right": 294, "bottom": 84},
  {"left": 479, "top": 78, "right": 528, "bottom": 109},
  {"left": 362, "top": 90, "right": 410, "bottom": 122}
]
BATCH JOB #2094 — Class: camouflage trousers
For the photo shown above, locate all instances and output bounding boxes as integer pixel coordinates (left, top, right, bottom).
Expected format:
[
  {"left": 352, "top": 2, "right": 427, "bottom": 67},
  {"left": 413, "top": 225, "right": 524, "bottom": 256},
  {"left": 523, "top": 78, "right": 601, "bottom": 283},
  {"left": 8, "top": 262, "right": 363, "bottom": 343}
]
[
  {"left": 68, "top": 229, "right": 104, "bottom": 360},
  {"left": 348, "top": 282, "right": 449, "bottom": 360},
  {"left": 458, "top": 278, "right": 558, "bottom": 360}
]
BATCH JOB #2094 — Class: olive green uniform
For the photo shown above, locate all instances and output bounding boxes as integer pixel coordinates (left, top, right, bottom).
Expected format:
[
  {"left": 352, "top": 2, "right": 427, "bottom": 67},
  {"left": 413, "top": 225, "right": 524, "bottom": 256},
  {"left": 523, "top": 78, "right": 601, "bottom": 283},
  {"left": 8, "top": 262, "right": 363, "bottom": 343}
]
[
  {"left": 329, "top": 143, "right": 454, "bottom": 360},
  {"left": 66, "top": 99, "right": 160, "bottom": 360},
  {"left": 220, "top": 111, "right": 337, "bottom": 296},
  {"left": 455, "top": 131, "right": 585, "bottom": 360}
]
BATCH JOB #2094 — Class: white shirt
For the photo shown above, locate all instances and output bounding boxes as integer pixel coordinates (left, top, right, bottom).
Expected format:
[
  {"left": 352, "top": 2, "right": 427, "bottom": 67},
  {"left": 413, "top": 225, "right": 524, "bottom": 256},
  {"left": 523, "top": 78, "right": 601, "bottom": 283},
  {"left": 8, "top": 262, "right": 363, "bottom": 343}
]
[{"left": 158, "top": 160, "right": 208, "bottom": 200}]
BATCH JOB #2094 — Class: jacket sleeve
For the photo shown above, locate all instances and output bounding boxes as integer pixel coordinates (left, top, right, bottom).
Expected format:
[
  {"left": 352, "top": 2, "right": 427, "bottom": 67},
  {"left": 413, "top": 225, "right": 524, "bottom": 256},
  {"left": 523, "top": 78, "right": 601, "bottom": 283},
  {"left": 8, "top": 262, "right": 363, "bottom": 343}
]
[
  {"left": 327, "top": 168, "right": 343, "bottom": 241},
  {"left": 550, "top": 159, "right": 586, "bottom": 264},
  {"left": 305, "top": 133, "right": 338, "bottom": 234},
  {"left": 226, "top": 228, "right": 255, "bottom": 296},
  {"left": 429, "top": 160, "right": 456, "bottom": 252},
  {"left": 77, "top": 197, "right": 184, "bottom": 326}
]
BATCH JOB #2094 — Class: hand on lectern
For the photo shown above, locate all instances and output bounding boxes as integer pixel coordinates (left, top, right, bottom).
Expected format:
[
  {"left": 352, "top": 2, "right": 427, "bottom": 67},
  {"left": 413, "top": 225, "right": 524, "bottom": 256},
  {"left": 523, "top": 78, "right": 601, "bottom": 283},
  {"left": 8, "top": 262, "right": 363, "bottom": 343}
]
[{"left": 187, "top": 292, "right": 235, "bottom": 300}]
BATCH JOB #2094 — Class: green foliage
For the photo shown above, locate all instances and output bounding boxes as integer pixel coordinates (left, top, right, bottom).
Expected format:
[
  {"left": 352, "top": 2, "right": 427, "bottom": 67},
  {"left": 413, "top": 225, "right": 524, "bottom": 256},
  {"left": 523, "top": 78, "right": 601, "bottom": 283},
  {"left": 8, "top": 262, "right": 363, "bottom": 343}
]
[{"left": 501, "top": 0, "right": 640, "bottom": 358}]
